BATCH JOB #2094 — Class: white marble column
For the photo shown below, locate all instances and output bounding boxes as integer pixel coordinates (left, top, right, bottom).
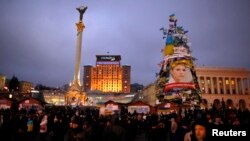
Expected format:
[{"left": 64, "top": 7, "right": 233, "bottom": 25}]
[
  {"left": 241, "top": 78, "right": 245, "bottom": 95},
  {"left": 223, "top": 77, "right": 226, "bottom": 94},
  {"left": 211, "top": 77, "right": 215, "bottom": 94},
  {"left": 197, "top": 76, "right": 203, "bottom": 92},
  {"left": 73, "top": 30, "right": 83, "bottom": 85},
  {"left": 229, "top": 78, "right": 232, "bottom": 94},
  {"left": 198, "top": 76, "right": 201, "bottom": 85},
  {"left": 69, "top": 17, "right": 85, "bottom": 92},
  {"left": 235, "top": 78, "right": 239, "bottom": 94},
  {"left": 204, "top": 77, "right": 208, "bottom": 94},
  {"left": 217, "top": 77, "right": 221, "bottom": 94}
]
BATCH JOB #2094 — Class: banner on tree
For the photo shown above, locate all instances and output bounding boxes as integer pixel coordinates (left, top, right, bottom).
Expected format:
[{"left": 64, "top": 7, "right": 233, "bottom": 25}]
[{"left": 173, "top": 47, "right": 188, "bottom": 55}]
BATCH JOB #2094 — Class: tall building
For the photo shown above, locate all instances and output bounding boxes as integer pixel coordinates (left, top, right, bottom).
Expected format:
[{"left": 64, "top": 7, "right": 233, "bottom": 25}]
[
  {"left": 122, "top": 65, "right": 131, "bottom": 93},
  {"left": 0, "top": 74, "right": 6, "bottom": 91},
  {"left": 19, "top": 81, "right": 33, "bottom": 93},
  {"left": 130, "top": 83, "right": 144, "bottom": 93},
  {"left": 83, "top": 55, "right": 131, "bottom": 93}
]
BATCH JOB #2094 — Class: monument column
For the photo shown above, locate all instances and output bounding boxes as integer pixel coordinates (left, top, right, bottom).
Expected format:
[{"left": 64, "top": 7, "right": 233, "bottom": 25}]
[
  {"left": 66, "top": 5, "right": 88, "bottom": 106},
  {"left": 70, "top": 6, "right": 88, "bottom": 91}
]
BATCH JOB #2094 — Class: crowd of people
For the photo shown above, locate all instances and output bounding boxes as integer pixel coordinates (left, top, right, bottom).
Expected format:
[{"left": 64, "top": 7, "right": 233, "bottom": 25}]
[{"left": 0, "top": 103, "right": 249, "bottom": 141}]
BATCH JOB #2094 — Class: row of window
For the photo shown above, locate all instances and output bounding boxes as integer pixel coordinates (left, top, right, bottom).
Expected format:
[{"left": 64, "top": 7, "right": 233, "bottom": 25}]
[{"left": 200, "top": 87, "right": 249, "bottom": 95}]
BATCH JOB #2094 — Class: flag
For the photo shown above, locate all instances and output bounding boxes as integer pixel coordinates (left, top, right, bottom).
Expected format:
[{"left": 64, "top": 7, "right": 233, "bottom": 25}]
[{"left": 169, "top": 14, "right": 176, "bottom": 22}]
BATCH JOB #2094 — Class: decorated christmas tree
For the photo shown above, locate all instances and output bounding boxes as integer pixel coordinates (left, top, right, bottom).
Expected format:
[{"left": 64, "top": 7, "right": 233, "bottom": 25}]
[{"left": 156, "top": 14, "right": 201, "bottom": 105}]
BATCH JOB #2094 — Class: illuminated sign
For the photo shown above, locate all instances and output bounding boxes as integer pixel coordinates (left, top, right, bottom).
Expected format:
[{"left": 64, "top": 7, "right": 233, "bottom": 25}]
[
  {"left": 101, "top": 56, "right": 115, "bottom": 61},
  {"left": 96, "top": 61, "right": 120, "bottom": 65},
  {"left": 96, "top": 55, "right": 121, "bottom": 62}
]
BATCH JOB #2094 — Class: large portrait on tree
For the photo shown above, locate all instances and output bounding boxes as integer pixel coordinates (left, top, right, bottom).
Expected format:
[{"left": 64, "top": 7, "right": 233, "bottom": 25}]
[{"left": 164, "top": 59, "right": 195, "bottom": 99}]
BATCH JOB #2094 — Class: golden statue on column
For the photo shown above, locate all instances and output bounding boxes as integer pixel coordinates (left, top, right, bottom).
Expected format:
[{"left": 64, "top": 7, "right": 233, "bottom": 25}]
[{"left": 65, "top": 5, "right": 88, "bottom": 106}]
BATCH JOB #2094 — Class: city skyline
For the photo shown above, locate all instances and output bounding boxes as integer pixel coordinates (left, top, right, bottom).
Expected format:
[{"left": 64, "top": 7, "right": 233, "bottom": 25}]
[{"left": 0, "top": 0, "right": 250, "bottom": 87}]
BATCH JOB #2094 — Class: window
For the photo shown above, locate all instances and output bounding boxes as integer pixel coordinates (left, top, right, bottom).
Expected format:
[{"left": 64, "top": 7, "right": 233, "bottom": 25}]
[{"left": 231, "top": 80, "right": 235, "bottom": 85}]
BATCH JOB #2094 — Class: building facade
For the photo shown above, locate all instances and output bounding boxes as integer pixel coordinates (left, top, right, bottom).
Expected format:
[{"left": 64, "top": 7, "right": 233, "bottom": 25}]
[
  {"left": 141, "top": 83, "right": 157, "bottom": 106},
  {"left": 19, "top": 81, "right": 33, "bottom": 93},
  {"left": 83, "top": 55, "right": 131, "bottom": 93},
  {"left": 141, "top": 66, "right": 250, "bottom": 109},
  {"left": 196, "top": 66, "right": 250, "bottom": 108},
  {"left": 43, "top": 90, "right": 65, "bottom": 105},
  {"left": 0, "top": 74, "right": 6, "bottom": 91},
  {"left": 122, "top": 65, "right": 131, "bottom": 93},
  {"left": 130, "top": 83, "right": 144, "bottom": 93}
]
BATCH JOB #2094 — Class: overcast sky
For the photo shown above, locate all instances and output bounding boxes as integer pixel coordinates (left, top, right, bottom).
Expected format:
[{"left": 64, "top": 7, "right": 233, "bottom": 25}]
[{"left": 0, "top": 0, "right": 250, "bottom": 87}]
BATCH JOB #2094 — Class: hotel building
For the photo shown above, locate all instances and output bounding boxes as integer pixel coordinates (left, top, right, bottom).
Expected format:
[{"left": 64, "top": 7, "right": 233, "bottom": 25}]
[{"left": 83, "top": 55, "right": 131, "bottom": 93}]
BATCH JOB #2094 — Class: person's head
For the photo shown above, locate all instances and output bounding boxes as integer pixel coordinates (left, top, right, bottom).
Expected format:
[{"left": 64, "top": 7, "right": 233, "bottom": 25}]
[
  {"left": 70, "top": 116, "right": 80, "bottom": 129},
  {"left": 106, "top": 120, "right": 112, "bottom": 127},
  {"left": 194, "top": 124, "right": 206, "bottom": 140},
  {"left": 54, "top": 115, "right": 58, "bottom": 123},
  {"left": 158, "top": 122, "right": 165, "bottom": 128},
  {"left": 127, "top": 119, "right": 131, "bottom": 124},
  {"left": 170, "top": 63, "right": 186, "bottom": 82},
  {"left": 83, "top": 121, "right": 90, "bottom": 129},
  {"left": 71, "top": 122, "right": 79, "bottom": 129},
  {"left": 214, "top": 115, "right": 222, "bottom": 123},
  {"left": 42, "top": 115, "right": 48, "bottom": 120},
  {"left": 192, "top": 120, "right": 208, "bottom": 141}
]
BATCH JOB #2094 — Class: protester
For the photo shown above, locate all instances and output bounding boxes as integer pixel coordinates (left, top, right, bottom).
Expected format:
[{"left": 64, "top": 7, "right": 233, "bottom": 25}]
[
  {"left": 102, "top": 117, "right": 126, "bottom": 141},
  {"left": 0, "top": 102, "right": 249, "bottom": 141},
  {"left": 39, "top": 114, "right": 48, "bottom": 141},
  {"left": 190, "top": 120, "right": 210, "bottom": 141},
  {"left": 170, "top": 117, "right": 178, "bottom": 141},
  {"left": 64, "top": 117, "right": 89, "bottom": 141}
]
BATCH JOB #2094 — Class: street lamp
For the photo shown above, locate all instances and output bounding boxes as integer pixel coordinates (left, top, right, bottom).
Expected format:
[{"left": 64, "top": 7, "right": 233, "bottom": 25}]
[{"left": 9, "top": 94, "right": 12, "bottom": 99}]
